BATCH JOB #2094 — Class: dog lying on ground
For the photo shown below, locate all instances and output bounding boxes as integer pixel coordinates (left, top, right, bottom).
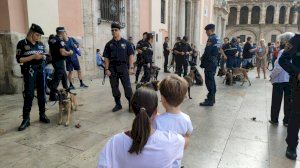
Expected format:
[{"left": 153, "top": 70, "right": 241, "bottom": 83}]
[
  {"left": 57, "top": 89, "right": 78, "bottom": 126},
  {"left": 184, "top": 69, "right": 195, "bottom": 99},
  {"left": 223, "top": 68, "right": 251, "bottom": 86},
  {"left": 136, "top": 80, "right": 160, "bottom": 91}
]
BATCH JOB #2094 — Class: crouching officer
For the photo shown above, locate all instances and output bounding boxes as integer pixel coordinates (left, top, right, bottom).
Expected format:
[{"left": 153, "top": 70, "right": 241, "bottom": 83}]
[
  {"left": 135, "top": 32, "right": 148, "bottom": 83},
  {"left": 48, "top": 27, "right": 73, "bottom": 101},
  {"left": 16, "top": 24, "right": 50, "bottom": 131},
  {"left": 200, "top": 24, "right": 221, "bottom": 106},
  {"left": 279, "top": 34, "right": 300, "bottom": 160},
  {"left": 140, "top": 33, "right": 154, "bottom": 83},
  {"left": 174, "top": 36, "right": 192, "bottom": 76},
  {"left": 103, "top": 23, "right": 134, "bottom": 112}
]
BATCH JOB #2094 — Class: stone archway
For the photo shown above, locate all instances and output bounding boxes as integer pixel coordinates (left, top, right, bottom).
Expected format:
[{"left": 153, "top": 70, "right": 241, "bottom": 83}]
[{"left": 226, "top": 28, "right": 258, "bottom": 42}]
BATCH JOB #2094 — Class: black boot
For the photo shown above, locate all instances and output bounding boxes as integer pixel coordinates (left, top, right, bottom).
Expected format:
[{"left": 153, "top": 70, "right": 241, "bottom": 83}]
[
  {"left": 199, "top": 101, "right": 214, "bottom": 106},
  {"left": 49, "top": 91, "right": 58, "bottom": 101},
  {"left": 112, "top": 98, "right": 122, "bottom": 112},
  {"left": 18, "top": 118, "right": 30, "bottom": 131},
  {"left": 286, "top": 146, "right": 297, "bottom": 160},
  {"left": 39, "top": 114, "right": 50, "bottom": 123}
]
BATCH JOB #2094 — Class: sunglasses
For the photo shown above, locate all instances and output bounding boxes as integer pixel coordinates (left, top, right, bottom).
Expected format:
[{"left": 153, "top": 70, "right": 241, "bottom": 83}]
[{"left": 111, "top": 29, "right": 119, "bottom": 32}]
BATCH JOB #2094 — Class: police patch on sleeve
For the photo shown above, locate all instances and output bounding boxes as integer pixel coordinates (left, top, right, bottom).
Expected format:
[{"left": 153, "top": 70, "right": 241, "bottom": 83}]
[
  {"left": 24, "top": 45, "right": 31, "bottom": 50},
  {"left": 17, "top": 49, "right": 21, "bottom": 55},
  {"left": 60, "top": 41, "right": 65, "bottom": 46},
  {"left": 121, "top": 43, "right": 126, "bottom": 49}
]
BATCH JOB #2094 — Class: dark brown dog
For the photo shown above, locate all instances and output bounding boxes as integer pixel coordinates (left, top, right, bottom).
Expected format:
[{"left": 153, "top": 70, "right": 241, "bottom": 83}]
[
  {"left": 136, "top": 80, "right": 160, "bottom": 91},
  {"left": 223, "top": 68, "right": 251, "bottom": 86},
  {"left": 150, "top": 65, "right": 160, "bottom": 81},
  {"left": 184, "top": 69, "right": 195, "bottom": 99},
  {"left": 57, "top": 89, "right": 78, "bottom": 126}
]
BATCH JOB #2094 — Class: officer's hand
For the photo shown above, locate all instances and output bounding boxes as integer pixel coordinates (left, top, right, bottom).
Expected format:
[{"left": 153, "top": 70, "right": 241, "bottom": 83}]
[
  {"left": 105, "top": 69, "right": 111, "bottom": 77},
  {"left": 297, "top": 74, "right": 300, "bottom": 81},
  {"left": 181, "top": 52, "right": 185, "bottom": 56},
  {"left": 69, "top": 50, "right": 74, "bottom": 56},
  {"left": 224, "top": 56, "right": 227, "bottom": 60},
  {"left": 34, "top": 54, "right": 43, "bottom": 60}
]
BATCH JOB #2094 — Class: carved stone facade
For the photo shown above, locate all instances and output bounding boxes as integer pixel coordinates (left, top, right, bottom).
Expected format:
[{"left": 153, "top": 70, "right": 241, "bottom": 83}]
[{"left": 226, "top": 0, "right": 299, "bottom": 43}]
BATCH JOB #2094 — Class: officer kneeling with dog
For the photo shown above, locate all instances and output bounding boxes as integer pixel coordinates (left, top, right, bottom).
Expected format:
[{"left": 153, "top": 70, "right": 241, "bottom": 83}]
[{"left": 16, "top": 24, "right": 50, "bottom": 131}]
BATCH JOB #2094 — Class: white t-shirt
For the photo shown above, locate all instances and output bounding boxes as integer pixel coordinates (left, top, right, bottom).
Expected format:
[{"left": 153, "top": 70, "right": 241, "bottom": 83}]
[
  {"left": 98, "top": 130, "right": 185, "bottom": 168},
  {"left": 153, "top": 112, "right": 193, "bottom": 167}
]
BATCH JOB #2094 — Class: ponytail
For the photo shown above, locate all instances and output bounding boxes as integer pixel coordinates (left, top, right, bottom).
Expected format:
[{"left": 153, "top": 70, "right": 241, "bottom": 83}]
[{"left": 129, "top": 107, "right": 151, "bottom": 154}]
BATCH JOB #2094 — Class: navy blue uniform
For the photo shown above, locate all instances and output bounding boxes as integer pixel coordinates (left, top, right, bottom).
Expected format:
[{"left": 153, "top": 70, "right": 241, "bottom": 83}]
[
  {"left": 140, "top": 41, "right": 153, "bottom": 83},
  {"left": 104, "top": 38, "right": 134, "bottom": 105},
  {"left": 163, "top": 42, "right": 170, "bottom": 71},
  {"left": 16, "top": 39, "right": 46, "bottom": 120},
  {"left": 279, "top": 34, "right": 300, "bottom": 151},
  {"left": 65, "top": 37, "right": 80, "bottom": 71},
  {"left": 135, "top": 40, "right": 146, "bottom": 82},
  {"left": 200, "top": 34, "right": 220, "bottom": 103},
  {"left": 222, "top": 43, "right": 239, "bottom": 69},
  {"left": 49, "top": 35, "right": 69, "bottom": 95},
  {"left": 174, "top": 41, "right": 192, "bottom": 76}
]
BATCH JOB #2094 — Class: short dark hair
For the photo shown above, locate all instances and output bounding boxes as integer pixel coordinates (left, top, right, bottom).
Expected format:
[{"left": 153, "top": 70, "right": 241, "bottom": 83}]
[
  {"left": 143, "top": 32, "right": 148, "bottom": 36},
  {"left": 224, "top": 37, "right": 229, "bottom": 41},
  {"left": 165, "top": 37, "right": 169, "bottom": 40},
  {"left": 96, "top": 49, "right": 100, "bottom": 52},
  {"left": 146, "top": 33, "right": 154, "bottom": 41},
  {"left": 237, "top": 36, "right": 241, "bottom": 39},
  {"left": 183, "top": 36, "right": 189, "bottom": 42},
  {"left": 247, "top": 37, "right": 251, "bottom": 41}
]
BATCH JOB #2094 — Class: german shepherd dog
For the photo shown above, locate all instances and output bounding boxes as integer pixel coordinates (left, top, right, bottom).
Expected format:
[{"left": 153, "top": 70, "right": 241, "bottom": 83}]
[
  {"left": 184, "top": 69, "right": 196, "bottom": 99},
  {"left": 223, "top": 68, "right": 251, "bottom": 86},
  {"left": 136, "top": 80, "right": 160, "bottom": 91},
  {"left": 150, "top": 65, "right": 160, "bottom": 81},
  {"left": 57, "top": 89, "right": 78, "bottom": 126}
]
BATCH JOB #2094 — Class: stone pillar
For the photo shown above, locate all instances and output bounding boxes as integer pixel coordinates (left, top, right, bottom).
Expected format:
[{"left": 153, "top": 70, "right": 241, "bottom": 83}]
[
  {"left": 168, "top": 0, "right": 177, "bottom": 47},
  {"left": 236, "top": 6, "right": 241, "bottom": 25},
  {"left": 192, "top": 0, "right": 201, "bottom": 50},
  {"left": 186, "top": 0, "right": 193, "bottom": 39},
  {"left": 248, "top": 6, "right": 252, "bottom": 24},
  {"left": 127, "top": 0, "right": 140, "bottom": 44},
  {"left": 274, "top": 4, "right": 280, "bottom": 24},
  {"left": 260, "top": 4, "right": 266, "bottom": 24},
  {"left": 293, "top": 8, "right": 298, "bottom": 24},
  {"left": 285, "top": 6, "right": 291, "bottom": 24},
  {"left": 178, "top": 0, "right": 186, "bottom": 37}
]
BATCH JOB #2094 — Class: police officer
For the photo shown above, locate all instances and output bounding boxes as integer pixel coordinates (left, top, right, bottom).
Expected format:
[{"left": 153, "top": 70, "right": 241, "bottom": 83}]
[
  {"left": 170, "top": 37, "right": 182, "bottom": 70},
  {"left": 220, "top": 37, "right": 239, "bottom": 69},
  {"left": 16, "top": 24, "right": 50, "bottom": 131},
  {"left": 103, "top": 23, "right": 134, "bottom": 112},
  {"left": 174, "top": 36, "right": 192, "bottom": 77},
  {"left": 128, "top": 36, "right": 136, "bottom": 51},
  {"left": 163, "top": 37, "right": 171, "bottom": 73},
  {"left": 200, "top": 24, "right": 220, "bottom": 106},
  {"left": 49, "top": 27, "right": 73, "bottom": 101},
  {"left": 140, "top": 33, "right": 154, "bottom": 83},
  {"left": 279, "top": 34, "right": 300, "bottom": 160},
  {"left": 135, "top": 32, "right": 148, "bottom": 83}
]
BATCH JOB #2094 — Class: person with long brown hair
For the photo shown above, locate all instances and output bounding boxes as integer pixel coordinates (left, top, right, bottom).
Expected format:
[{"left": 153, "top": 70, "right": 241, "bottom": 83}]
[{"left": 98, "top": 88, "right": 186, "bottom": 168}]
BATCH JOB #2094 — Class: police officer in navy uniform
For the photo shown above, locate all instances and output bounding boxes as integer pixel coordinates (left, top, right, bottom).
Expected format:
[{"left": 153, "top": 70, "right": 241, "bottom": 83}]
[
  {"left": 279, "top": 34, "right": 300, "bottom": 160},
  {"left": 163, "top": 37, "right": 171, "bottom": 73},
  {"left": 174, "top": 36, "right": 192, "bottom": 77},
  {"left": 103, "top": 23, "right": 134, "bottom": 112},
  {"left": 200, "top": 24, "right": 220, "bottom": 106},
  {"left": 140, "top": 33, "right": 154, "bottom": 83},
  {"left": 135, "top": 32, "right": 148, "bottom": 83},
  {"left": 48, "top": 27, "right": 73, "bottom": 101},
  {"left": 16, "top": 24, "right": 50, "bottom": 131},
  {"left": 220, "top": 37, "right": 240, "bottom": 69}
]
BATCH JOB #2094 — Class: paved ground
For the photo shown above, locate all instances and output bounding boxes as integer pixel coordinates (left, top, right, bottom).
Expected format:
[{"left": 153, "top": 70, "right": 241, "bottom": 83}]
[{"left": 0, "top": 69, "right": 300, "bottom": 168}]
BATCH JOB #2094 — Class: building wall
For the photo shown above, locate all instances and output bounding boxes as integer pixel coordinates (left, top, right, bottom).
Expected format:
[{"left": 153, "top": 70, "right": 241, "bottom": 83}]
[
  {"left": 139, "top": 0, "right": 151, "bottom": 37},
  {"left": 0, "top": 0, "right": 10, "bottom": 32},
  {"left": 8, "top": 0, "right": 28, "bottom": 34}
]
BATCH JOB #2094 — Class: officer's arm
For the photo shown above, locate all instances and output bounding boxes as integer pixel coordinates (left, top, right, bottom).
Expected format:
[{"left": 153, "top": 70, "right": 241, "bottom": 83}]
[
  {"left": 60, "top": 48, "right": 72, "bottom": 56},
  {"left": 220, "top": 48, "right": 227, "bottom": 58},
  {"left": 104, "top": 57, "right": 109, "bottom": 70},
  {"left": 279, "top": 50, "right": 300, "bottom": 75},
  {"left": 16, "top": 42, "right": 39, "bottom": 63},
  {"left": 136, "top": 41, "right": 143, "bottom": 54}
]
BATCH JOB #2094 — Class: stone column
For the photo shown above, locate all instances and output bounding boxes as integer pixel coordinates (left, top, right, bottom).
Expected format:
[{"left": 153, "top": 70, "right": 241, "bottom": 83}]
[
  {"left": 260, "top": 4, "right": 266, "bottom": 24},
  {"left": 236, "top": 6, "right": 241, "bottom": 25},
  {"left": 248, "top": 6, "right": 252, "bottom": 24},
  {"left": 127, "top": 0, "right": 140, "bottom": 44},
  {"left": 168, "top": 0, "right": 178, "bottom": 47},
  {"left": 192, "top": 0, "right": 201, "bottom": 50},
  {"left": 274, "top": 4, "right": 280, "bottom": 24},
  {"left": 178, "top": 0, "right": 186, "bottom": 37},
  {"left": 285, "top": 6, "right": 291, "bottom": 24},
  {"left": 185, "top": 0, "right": 193, "bottom": 38},
  {"left": 293, "top": 8, "right": 298, "bottom": 24}
]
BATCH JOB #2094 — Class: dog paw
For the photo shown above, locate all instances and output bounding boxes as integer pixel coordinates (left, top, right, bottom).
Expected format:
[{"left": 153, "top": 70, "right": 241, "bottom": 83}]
[{"left": 65, "top": 123, "right": 69, "bottom": 127}]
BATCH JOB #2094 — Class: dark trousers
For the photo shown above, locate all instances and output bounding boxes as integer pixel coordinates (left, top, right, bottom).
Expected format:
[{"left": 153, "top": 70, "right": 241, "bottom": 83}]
[
  {"left": 22, "top": 65, "right": 46, "bottom": 119},
  {"left": 135, "top": 62, "right": 143, "bottom": 82},
  {"left": 164, "top": 54, "right": 169, "bottom": 71},
  {"left": 204, "top": 69, "right": 216, "bottom": 101},
  {"left": 286, "top": 77, "right": 300, "bottom": 148},
  {"left": 50, "top": 60, "right": 69, "bottom": 92},
  {"left": 109, "top": 64, "right": 133, "bottom": 105},
  {"left": 141, "top": 64, "right": 151, "bottom": 83},
  {"left": 176, "top": 59, "right": 188, "bottom": 77},
  {"left": 270, "top": 82, "right": 291, "bottom": 123}
]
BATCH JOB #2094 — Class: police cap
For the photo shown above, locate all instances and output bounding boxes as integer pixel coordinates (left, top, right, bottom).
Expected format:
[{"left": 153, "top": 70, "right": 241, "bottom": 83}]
[
  {"left": 111, "top": 22, "right": 121, "bottom": 29},
  {"left": 204, "top": 24, "right": 215, "bottom": 30},
  {"left": 56, "top": 27, "right": 66, "bottom": 33},
  {"left": 30, "top": 23, "right": 44, "bottom": 35}
]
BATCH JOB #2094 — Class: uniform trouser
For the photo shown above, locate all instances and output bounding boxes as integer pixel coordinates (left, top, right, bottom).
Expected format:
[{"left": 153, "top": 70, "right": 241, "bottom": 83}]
[
  {"left": 235, "top": 57, "right": 242, "bottom": 68},
  {"left": 164, "top": 54, "right": 169, "bottom": 71},
  {"left": 141, "top": 64, "right": 151, "bottom": 83},
  {"left": 135, "top": 62, "right": 143, "bottom": 81},
  {"left": 226, "top": 58, "right": 235, "bottom": 69},
  {"left": 271, "top": 82, "right": 291, "bottom": 123},
  {"left": 176, "top": 59, "right": 188, "bottom": 77},
  {"left": 50, "top": 60, "right": 69, "bottom": 92},
  {"left": 286, "top": 77, "right": 300, "bottom": 148},
  {"left": 22, "top": 65, "right": 46, "bottom": 119},
  {"left": 109, "top": 64, "right": 133, "bottom": 105},
  {"left": 204, "top": 69, "right": 216, "bottom": 101}
]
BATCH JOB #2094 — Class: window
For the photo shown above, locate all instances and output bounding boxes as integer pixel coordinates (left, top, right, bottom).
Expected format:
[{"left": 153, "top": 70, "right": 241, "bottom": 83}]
[
  {"left": 240, "top": 6, "right": 249, "bottom": 25},
  {"left": 251, "top": 6, "right": 260, "bottom": 24},
  {"left": 271, "top": 35, "right": 277, "bottom": 43},
  {"left": 161, "top": 0, "right": 166, "bottom": 23},
  {"left": 266, "top": 6, "right": 275, "bottom": 24},
  {"left": 240, "top": 35, "right": 246, "bottom": 43},
  {"left": 228, "top": 7, "right": 237, "bottom": 26},
  {"left": 100, "top": 0, "right": 124, "bottom": 23}
]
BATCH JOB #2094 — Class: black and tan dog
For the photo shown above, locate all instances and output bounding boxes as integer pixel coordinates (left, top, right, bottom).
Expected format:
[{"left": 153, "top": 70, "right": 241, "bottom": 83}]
[
  {"left": 136, "top": 80, "right": 160, "bottom": 91},
  {"left": 223, "top": 68, "right": 251, "bottom": 86},
  {"left": 150, "top": 65, "right": 160, "bottom": 81},
  {"left": 184, "top": 69, "right": 195, "bottom": 99},
  {"left": 57, "top": 89, "right": 78, "bottom": 126}
]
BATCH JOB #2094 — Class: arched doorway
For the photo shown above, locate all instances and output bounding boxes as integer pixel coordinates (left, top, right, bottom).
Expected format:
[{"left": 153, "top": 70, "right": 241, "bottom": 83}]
[
  {"left": 266, "top": 5, "right": 275, "bottom": 24},
  {"left": 240, "top": 6, "right": 249, "bottom": 24},
  {"left": 251, "top": 6, "right": 260, "bottom": 24},
  {"left": 289, "top": 6, "right": 296, "bottom": 24},
  {"left": 228, "top": 7, "right": 237, "bottom": 25},
  {"left": 279, "top": 6, "right": 286, "bottom": 24}
]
